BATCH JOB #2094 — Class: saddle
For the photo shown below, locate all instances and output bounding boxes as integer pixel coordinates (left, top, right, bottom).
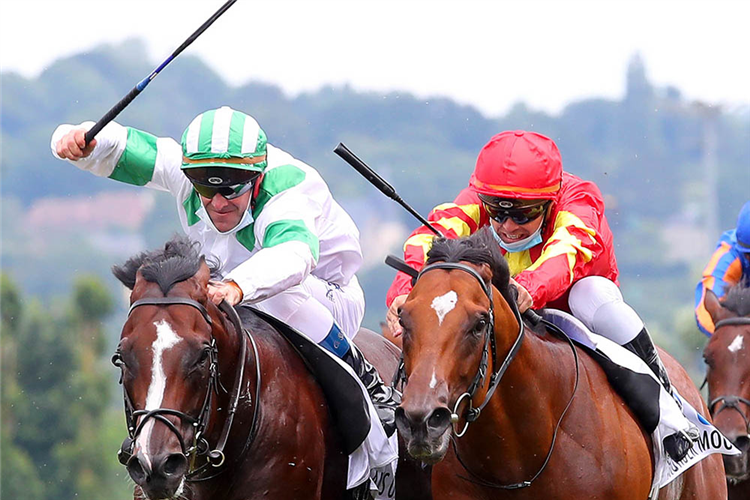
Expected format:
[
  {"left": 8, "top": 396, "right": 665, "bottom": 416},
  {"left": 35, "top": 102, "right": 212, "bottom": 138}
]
[
  {"left": 538, "top": 309, "right": 661, "bottom": 432},
  {"left": 235, "top": 305, "right": 372, "bottom": 455}
]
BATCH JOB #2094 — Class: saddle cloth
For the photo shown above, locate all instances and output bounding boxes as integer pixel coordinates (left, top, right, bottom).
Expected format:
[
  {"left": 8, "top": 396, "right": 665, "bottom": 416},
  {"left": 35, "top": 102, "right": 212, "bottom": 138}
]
[
  {"left": 237, "top": 306, "right": 398, "bottom": 495},
  {"left": 539, "top": 309, "right": 739, "bottom": 492}
]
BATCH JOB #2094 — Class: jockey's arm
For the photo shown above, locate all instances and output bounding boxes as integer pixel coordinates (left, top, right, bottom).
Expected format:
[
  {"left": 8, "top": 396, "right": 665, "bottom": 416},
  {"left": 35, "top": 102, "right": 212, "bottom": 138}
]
[
  {"left": 514, "top": 189, "right": 608, "bottom": 309},
  {"left": 225, "top": 240, "right": 316, "bottom": 304},
  {"left": 225, "top": 187, "right": 321, "bottom": 304},
  {"left": 51, "top": 121, "right": 188, "bottom": 196},
  {"left": 694, "top": 235, "right": 743, "bottom": 335},
  {"left": 385, "top": 188, "right": 485, "bottom": 307}
]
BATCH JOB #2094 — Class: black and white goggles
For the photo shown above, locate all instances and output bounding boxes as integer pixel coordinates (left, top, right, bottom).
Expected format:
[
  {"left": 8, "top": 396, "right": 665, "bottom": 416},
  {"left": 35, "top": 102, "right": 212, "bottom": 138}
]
[{"left": 184, "top": 167, "right": 260, "bottom": 200}]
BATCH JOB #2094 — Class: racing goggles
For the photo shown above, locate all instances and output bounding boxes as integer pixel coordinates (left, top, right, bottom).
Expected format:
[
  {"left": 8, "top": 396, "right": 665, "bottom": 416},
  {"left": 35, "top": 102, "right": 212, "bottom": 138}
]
[
  {"left": 482, "top": 200, "right": 549, "bottom": 225},
  {"left": 191, "top": 181, "right": 254, "bottom": 200},
  {"left": 184, "top": 167, "right": 260, "bottom": 200}
]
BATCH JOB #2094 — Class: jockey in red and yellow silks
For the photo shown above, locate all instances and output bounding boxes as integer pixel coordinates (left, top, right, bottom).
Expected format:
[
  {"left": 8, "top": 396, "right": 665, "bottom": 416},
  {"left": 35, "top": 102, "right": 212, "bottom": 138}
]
[
  {"left": 385, "top": 171, "right": 618, "bottom": 311},
  {"left": 695, "top": 201, "right": 750, "bottom": 336},
  {"left": 386, "top": 130, "right": 698, "bottom": 462}
]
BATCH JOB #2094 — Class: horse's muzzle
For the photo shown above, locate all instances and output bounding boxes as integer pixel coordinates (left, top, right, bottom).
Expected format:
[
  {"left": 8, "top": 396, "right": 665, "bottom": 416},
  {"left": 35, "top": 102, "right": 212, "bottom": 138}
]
[
  {"left": 724, "top": 434, "right": 750, "bottom": 481},
  {"left": 395, "top": 405, "right": 452, "bottom": 463},
  {"left": 125, "top": 449, "right": 189, "bottom": 499}
]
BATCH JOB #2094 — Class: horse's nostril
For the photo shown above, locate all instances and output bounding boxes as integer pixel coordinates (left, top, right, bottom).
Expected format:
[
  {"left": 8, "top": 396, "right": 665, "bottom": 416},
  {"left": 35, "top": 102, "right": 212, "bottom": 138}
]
[
  {"left": 733, "top": 435, "right": 750, "bottom": 453},
  {"left": 127, "top": 457, "right": 149, "bottom": 484},
  {"left": 162, "top": 453, "right": 188, "bottom": 476},
  {"left": 395, "top": 406, "right": 406, "bottom": 421},
  {"left": 427, "top": 407, "right": 451, "bottom": 431}
]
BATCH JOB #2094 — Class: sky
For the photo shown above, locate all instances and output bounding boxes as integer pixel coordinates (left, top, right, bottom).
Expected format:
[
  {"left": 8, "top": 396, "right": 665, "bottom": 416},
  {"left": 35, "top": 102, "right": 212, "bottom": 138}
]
[{"left": 1, "top": 0, "right": 749, "bottom": 117}]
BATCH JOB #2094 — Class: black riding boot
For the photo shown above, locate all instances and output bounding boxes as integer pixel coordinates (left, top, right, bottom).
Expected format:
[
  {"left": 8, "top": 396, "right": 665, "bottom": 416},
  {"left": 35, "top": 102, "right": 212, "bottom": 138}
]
[
  {"left": 623, "top": 328, "right": 696, "bottom": 462},
  {"left": 624, "top": 328, "right": 675, "bottom": 395},
  {"left": 342, "top": 343, "right": 401, "bottom": 437},
  {"left": 321, "top": 323, "right": 401, "bottom": 437}
]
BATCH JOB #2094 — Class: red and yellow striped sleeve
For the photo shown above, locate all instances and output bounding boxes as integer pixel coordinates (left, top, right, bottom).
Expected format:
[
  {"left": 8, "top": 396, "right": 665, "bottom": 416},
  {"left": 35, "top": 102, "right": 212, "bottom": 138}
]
[
  {"left": 386, "top": 188, "right": 486, "bottom": 306},
  {"left": 513, "top": 178, "right": 617, "bottom": 309}
]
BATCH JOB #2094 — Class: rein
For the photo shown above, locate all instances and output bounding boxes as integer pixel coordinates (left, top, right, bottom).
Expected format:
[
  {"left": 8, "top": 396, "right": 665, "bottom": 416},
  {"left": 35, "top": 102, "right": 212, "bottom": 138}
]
[
  {"left": 707, "top": 316, "right": 750, "bottom": 432},
  {"left": 116, "top": 296, "right": 262, "bottom": 481},
  {"left": 408, "top": 261, "right": 580, "bottom": 490}
]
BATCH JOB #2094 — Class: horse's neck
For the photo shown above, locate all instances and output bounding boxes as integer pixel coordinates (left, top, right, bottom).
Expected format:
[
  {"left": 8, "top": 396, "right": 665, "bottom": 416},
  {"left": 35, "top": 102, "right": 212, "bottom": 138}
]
[{"left": 467, "top": 297, "right": 574, "bottom": 459}]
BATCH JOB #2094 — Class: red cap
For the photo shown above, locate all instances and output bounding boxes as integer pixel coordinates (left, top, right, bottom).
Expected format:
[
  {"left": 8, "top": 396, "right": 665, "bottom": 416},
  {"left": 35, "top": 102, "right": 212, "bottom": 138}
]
[{"left": 469, "top": 130, "right": 563, "bottom": 200}]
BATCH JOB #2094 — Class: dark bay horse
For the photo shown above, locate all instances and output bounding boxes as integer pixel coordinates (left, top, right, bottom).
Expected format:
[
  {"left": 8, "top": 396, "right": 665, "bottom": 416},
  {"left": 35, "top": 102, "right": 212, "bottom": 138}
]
[
  {"left": 394, "top": 229, "right": 725, "bottom": 500},
  {"left": 111, "top": 237, "right": 424, "bottom": 500},
  {"left": 703, "top": 283, "right": 750, "bottom": 500}
]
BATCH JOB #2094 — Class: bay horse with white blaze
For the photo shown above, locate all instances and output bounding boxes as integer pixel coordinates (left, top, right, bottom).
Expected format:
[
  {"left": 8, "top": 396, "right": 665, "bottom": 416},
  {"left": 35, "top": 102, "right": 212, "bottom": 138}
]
[
  {"left": 394, "top": 229, "right": 726, "bottom": 500},
  {"left": 111, "top": 237, "right": 427, "bottom": 500},
  {"left": 703, "top": 283, "right": 750, "bottom": 500}
]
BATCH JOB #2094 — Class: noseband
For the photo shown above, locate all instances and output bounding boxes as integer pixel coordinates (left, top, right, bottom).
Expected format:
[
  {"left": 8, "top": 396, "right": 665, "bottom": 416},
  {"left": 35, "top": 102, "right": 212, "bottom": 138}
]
[
  {"left": 115, "top": 297, "right": 261, "bottom": 480},
  {"left": 708, "top": 317, "right": 750, "bottom": 433}
]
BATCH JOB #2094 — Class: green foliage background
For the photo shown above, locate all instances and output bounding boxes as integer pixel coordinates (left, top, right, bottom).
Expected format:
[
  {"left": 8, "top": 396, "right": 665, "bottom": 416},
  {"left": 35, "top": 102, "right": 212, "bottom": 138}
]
[{"left": 1, "top": 41, "right": 748, "bottom": 498}]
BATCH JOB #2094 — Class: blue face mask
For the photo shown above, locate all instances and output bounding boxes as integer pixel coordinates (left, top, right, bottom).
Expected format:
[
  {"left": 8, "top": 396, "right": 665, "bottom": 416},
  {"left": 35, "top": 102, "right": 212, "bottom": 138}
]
[{"left": 491, "top": 224, "right": 544, "bottom": 253}]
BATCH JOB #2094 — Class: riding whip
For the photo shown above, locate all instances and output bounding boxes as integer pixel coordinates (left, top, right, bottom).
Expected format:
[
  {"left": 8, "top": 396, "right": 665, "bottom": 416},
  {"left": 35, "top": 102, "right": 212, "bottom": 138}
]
[
  {"left": 333, "top": 143, "right": 442, "bottom": 236},
  {"left": 336, "top": 143, "right": 543, "bottom": 323},
  {"left": 84, "top": 0, "right": 238, "bottom": 145}
]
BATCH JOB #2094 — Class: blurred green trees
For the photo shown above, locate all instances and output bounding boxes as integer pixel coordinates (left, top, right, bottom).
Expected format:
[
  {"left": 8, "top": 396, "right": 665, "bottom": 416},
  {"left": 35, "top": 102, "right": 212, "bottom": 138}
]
[{"left": 1, "top": 274, "right": 131, "bottom": 500}]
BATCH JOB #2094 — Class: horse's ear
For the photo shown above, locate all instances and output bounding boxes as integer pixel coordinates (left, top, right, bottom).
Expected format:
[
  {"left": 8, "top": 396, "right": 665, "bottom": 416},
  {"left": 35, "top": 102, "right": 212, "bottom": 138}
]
[
  {"left": 477, "top": 262, "right": 493, "bottom": 287},
  {"left": 195, "top": 257, "right": 211, "bottom": 287},
  {"left": 704, "top": 289, "right": 725, "bottom": 321}
]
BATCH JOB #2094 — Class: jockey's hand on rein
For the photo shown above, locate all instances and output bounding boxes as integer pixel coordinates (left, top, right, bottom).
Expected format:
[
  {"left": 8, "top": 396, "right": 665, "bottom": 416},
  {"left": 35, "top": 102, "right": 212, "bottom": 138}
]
[
  {"left": 386, "top": 294, "right": 408, "bottom": 338},
  {"left": 510, "top": 279, "right": 533, "bottom": 313},
  {"left": 208, "top": 280, "right": 243, "bottom": 306}
]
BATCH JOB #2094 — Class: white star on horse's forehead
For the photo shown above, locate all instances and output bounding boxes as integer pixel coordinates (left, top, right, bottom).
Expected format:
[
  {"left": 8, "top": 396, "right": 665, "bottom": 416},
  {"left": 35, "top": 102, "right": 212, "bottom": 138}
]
[
  {"left": 431, "top": 291, "right": 458, "bottom": 326},
  {"left": 727, "top": 334, "right": 744, "bottom": 354}
]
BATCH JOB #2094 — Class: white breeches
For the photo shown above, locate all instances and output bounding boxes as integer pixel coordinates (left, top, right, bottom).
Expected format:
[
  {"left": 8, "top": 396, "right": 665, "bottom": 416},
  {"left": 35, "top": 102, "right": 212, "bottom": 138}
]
[
  {"left": 250, "top": 274, "right": 365, "bottom": 343},
  {"left": 567, "top": 276, "right": 644, "bottom": 345}
]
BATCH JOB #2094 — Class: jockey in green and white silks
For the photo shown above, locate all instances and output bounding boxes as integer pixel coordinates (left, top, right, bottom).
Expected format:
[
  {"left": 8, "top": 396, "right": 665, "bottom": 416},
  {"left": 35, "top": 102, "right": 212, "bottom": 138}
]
[
  {"left": 52, "top": 106, "right": 364, "bottom": 339},
  {"left": 51, "top": 106, "right": 399, "bottom": 491}
]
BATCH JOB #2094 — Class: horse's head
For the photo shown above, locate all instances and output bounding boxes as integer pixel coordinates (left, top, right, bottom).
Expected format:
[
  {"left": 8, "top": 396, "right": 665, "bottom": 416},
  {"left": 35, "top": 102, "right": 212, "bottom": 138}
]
[
  {"left": 112, "top": 237, "right": 234, "bottom": 499},
  {"left": 394, "top": 229, "right": 518, "bottom": 463},
  {"left": 703, "top": 283, "right": 750, "bottom": 482}
]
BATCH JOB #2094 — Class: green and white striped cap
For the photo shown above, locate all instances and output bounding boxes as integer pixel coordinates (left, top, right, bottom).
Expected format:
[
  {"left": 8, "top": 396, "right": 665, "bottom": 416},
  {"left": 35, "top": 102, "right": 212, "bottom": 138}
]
[{"left": 181, "top": 106, "right": 268, "bottom": 172}]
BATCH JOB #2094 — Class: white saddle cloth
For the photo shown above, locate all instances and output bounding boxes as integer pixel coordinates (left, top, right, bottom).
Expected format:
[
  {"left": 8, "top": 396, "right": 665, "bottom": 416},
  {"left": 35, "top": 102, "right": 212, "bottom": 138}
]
[{"left": 539, "top": 309, "right": 739, "bottom": 492}]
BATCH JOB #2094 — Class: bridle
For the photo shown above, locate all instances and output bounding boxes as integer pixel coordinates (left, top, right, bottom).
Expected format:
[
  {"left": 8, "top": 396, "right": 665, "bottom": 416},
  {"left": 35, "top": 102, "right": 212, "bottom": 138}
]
[
  {"left": 707, "top": 316, "right": 750, "bottom": 432},
  {"left": 395, "top": 261, "right": 579, "bottom": 490},
  {"left": 114, "top": 296, "right": 262, "bottom": 481}
]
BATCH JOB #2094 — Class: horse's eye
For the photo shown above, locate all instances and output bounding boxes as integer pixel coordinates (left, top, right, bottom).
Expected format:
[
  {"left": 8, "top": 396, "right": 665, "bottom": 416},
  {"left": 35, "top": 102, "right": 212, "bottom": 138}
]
[
  {"left": 198, "top": 347, "right": 211, "bottom": 364},
  {"left": 473, "top": 318, "right": 488, "bottom": 335},
  {"left": 703, "top": 355, "right": 713, "bottom": 369},
  {"left": 111, "top": 352, "right": 124, "bottom": 368}
]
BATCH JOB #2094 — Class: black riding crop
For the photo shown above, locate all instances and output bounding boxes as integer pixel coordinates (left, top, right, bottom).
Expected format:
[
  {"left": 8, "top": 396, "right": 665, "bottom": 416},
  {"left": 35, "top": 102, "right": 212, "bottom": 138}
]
[
  {"left": 84, "top": 0, "right": 238, "bottom": 145},
  {"left": 333, "top": 143, "right": 442, "bottom": 236}
]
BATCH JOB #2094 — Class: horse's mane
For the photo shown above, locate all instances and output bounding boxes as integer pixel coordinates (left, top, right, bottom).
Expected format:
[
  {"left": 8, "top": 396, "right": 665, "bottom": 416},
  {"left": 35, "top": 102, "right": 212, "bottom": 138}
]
[
  {"left": 425, "top": 227, "right": 514, "bottom": 306},
  {"left": 723, "top": 281, "right": 750, "bottom": 317},
  {"left": 113, "top": 235, "right": 220, "bottom": 294}
]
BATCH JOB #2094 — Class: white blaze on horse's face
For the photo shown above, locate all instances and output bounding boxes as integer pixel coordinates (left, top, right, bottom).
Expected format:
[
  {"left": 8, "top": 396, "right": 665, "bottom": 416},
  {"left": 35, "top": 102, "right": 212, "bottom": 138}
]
[
  {"left": 431, "top": 291, "right": 458, "bottom": 326},
  {"left": 137, "top": 319, "right": 182, "bottom": 466},
  {"left": 727, "top": 334, "right": 744, "bottom": 354}
]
